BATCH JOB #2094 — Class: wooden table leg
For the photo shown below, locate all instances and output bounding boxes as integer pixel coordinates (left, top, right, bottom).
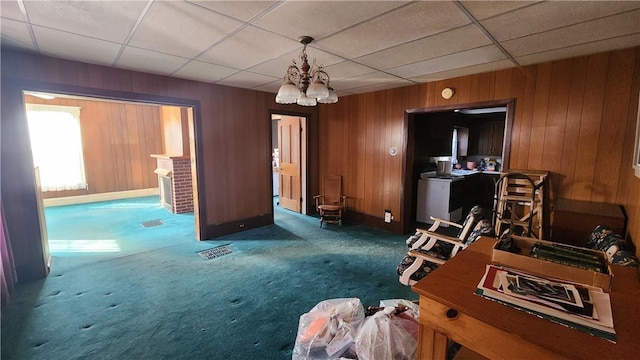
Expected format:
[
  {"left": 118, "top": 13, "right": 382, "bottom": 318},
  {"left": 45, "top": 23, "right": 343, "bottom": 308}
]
[{"left": 418, "top": 324, "right": 448, "bottom": 360}]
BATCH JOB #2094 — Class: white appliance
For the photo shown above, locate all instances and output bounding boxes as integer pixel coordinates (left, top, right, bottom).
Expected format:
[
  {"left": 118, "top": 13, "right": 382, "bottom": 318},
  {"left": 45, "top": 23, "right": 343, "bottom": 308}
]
[{"left": 416, "top": 177, "right": 463, "bottom": 225}]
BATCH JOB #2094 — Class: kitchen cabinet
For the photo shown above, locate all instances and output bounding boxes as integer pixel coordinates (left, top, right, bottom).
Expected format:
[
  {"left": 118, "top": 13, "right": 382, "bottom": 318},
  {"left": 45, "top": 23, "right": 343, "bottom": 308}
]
[
  {"left": 455, "top": 126, "right": 469, "bottom": 157},
  {"left": 458, "top": 172, "right": 499, "bottom": 215},
  {"left": 416, "top": 177, "right": 464, "bottom": 225},
  {"left": 471, "top": 120, "right": 505, "bottom": 156},
  {"left": 478, "top": 173, "right": 499, "bottom": 209}
]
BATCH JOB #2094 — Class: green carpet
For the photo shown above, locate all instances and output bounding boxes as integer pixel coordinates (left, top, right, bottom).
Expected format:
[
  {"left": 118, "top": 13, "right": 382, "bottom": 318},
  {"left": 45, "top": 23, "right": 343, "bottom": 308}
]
[{"left": 1, "top": 196, "right": 416, "bottom": 359}]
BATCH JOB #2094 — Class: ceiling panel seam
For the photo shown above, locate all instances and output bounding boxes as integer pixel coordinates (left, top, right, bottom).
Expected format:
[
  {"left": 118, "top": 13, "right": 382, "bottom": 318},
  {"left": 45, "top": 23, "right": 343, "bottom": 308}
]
[
  {"left": 112, "top": 0, "right": 154, "bottom": 67},
  {"left": 169, "top": 0, "right": 286, "bottom": 76},
  {"left": 16, "top": 0, "right": 38, "bottom": 52},
  {"left": 494, "top": 7, "right": 640, "bottom": 43},
  {"left": 454, "top": 0, "right": 520, "bottom": 69}
]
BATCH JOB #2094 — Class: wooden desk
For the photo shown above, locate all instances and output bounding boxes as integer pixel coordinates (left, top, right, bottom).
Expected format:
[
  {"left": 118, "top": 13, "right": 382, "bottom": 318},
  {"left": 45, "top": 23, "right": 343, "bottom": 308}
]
[{"left": 412, "top": 237, "right": 640, "bottom": 360}]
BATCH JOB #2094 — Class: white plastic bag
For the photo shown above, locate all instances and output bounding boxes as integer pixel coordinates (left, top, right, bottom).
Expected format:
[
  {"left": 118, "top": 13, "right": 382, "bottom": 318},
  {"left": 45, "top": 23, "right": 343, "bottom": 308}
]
[
  {"left": 355, "top": 307, "right": 417, "bottom": 360},
  {"left": 292, "top": 298, "right": 365, "bottom": 360}
]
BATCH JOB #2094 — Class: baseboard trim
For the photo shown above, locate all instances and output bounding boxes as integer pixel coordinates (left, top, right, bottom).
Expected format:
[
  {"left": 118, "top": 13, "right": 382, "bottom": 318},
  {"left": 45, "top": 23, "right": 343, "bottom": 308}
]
[
  {"left": 204, "top": 214, "right": 273, "bottom": 239},
  {"left": 43, "top": 188, "right": 159, "bottom": 207},
  {"left": 345, "top": 210, "right": 403, "bottom": 234}
]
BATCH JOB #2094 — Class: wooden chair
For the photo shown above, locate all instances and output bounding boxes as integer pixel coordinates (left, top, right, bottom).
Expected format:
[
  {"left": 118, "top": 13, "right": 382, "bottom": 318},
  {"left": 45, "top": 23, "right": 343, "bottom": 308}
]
[
  {"left": 313, "top": 175, "right": 346, "bottom": 227},
  {"left": 493, "top": 171, "right": 547, "bottom": 238},
  {"left": 397, "top": 206, "right": 495, "bottom": 286}
]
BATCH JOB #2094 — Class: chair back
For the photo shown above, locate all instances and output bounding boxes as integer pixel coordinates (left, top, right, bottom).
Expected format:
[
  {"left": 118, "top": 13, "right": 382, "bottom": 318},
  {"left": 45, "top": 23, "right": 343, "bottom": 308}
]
[
  {"left": 322, "top": 175, "right": 343, "bottom": 205},
  {"left": 464, "top": 219, "right": 495, "bottom": 246},
  {"left": 457, "top": 205, "right": 489, "bottom": 240}
]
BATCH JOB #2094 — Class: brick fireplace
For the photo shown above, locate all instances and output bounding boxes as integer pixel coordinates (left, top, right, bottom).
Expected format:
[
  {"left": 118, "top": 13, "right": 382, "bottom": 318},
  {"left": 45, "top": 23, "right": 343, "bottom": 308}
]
[{"left": 152, "top": 155, "right": 193, "bottom": 214}]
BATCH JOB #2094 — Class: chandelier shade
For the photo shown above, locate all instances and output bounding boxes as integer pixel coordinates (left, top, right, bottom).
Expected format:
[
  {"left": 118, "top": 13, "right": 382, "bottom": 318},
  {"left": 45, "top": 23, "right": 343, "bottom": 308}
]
[{"left": 275, "top": 36, "right": 338, "bottom": 106}]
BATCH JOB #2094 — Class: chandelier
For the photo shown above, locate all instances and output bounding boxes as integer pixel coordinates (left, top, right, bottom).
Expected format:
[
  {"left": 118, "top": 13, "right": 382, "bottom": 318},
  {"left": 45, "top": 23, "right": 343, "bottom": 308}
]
[{"left": 275, "top": 36, "right": 338, "bottom": 106}]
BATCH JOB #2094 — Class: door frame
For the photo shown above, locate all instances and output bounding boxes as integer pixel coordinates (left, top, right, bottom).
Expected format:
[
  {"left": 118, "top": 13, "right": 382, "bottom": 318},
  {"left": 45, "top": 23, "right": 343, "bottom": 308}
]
[
  {"left": 10, "top": 79, "right": 206, "bottom": 239},
  {"left": 401, "top": 98, "right": 515, "bottom": 234},
  {"left": 269, "top": 110, "right": 309, "bottom": 215}
]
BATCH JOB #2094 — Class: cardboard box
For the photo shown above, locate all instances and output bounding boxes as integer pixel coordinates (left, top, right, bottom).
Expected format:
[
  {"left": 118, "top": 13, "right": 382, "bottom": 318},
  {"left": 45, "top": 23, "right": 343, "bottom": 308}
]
[{"left": 491, "top": 235, "right": 612, "bottom": 291}]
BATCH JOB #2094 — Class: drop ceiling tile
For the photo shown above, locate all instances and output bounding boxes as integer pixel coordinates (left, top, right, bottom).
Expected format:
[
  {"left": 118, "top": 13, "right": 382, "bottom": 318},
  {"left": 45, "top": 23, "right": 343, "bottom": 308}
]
[
  {"left": 197, "top": 26, "right": 299, "bottom": 70},
  {"left": 245, "top": 49, "right": 301, "bottom": 78},
  {"left": 22, "top": 1, "right": 147, "bottom": 43},
  {"left": 252, "top": 79, "right": 281, "bottom": 94},
  {"left": 172, "top": 60, "right": 239, "bottom": 84},
  {"left": 460, "top": 1, "right": 540, "bottom": 20},
  {"left": 516, "top": 33, "right": 640, "bottom": 66},
  {"left": 117, "top": 46, "right": 191, "bottom": 76},
  {"left": 330, "top": 71, "right": 406, "bottom": 92},
  {"left": 345, "top": 79, "right": 415, "bottom": 94},
  {"left": 388, "top": 45, "right": 507, "bottom": 79},
  {"left": 33, "top": 26, "right": 121, "bottom": 66},
  {"left": 189, "top": 0, "right": 279, "bottom": 22},
  {"left": 1, "top": 18, "right": 35, "bottom": 50},
  {"left": 248, "top": 47, "right": 346, "bottom": 78},
  {"left": 410, "top": 59, "right": 515, "bottom": 83},
  {"left": 128, "top": 1, "right": 244, "bottom": 59},
  {"left": 252, "top": 1, "right": 409, "bottom": 40},
  {"left": 318, "top": 1, "right": 471, "bottom": 59},
  {"left": 1, "top": 0, "right": 25, "bottom": 21},
  {"left": 216, "top": 71, "right": 278, "bottom": 89},
  {"left": 335, "top": 89, "right": 355, "bottom": 97},
  {"left": 502, "top": 10, "right": 640, "bottom": 57},
  {"left": 482, "top": 1, "right": 640, "bottom": 41},
  {"left": 321, "top": 61, "right": 376, "bottom": 81},
  {"left": 355, "top": 25, "right": 492, "bottom": 70}
]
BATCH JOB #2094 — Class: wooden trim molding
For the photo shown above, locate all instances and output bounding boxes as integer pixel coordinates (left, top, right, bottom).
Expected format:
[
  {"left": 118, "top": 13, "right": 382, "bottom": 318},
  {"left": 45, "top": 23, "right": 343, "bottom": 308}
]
[
  {"left": 345, "top": 210, "right": 403, "bottom": 233},
  {"left": 401, "top": 98, "right": 515, "bottom": 234},
  {"left": 205, "top": 214, "right": 273, "bottom": 238}
]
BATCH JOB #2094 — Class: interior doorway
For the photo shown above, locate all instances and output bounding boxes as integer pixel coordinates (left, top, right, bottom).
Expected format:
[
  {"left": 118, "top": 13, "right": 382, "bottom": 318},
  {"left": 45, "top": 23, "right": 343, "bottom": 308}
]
[
  {"left": 271, "top": 113, "right": 308, "bottom": 215},
  {"left": 21, "top": 90, "right": 201, "bottom": 256},
  {"left": 401, "top": 99, "right": 515, "bottom": 233}
]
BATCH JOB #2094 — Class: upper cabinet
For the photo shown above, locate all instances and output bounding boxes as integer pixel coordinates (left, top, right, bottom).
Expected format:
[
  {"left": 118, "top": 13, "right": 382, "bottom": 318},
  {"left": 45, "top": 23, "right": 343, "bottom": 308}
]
[{"left": 469, "top": 118, "right": 505, "bottom": 156}]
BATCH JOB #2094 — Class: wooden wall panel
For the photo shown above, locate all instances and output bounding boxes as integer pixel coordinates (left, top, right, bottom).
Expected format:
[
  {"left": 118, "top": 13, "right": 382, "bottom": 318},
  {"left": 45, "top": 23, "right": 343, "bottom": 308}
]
[
  {"left": 543, "top": 59, "right": 573, "bottom": 198},
  {"left": 558, "top": 57, "right": 588, "bottom": 200},
  {"left": 593, "top": 52, "right": 636, "bottom": 202},
  {"left": 573, "top": 53, "right": 610, "bottom": 200},
  {"left": 617, "top": 48, "right": 640, "bottom": 257},
  {"left": 2, "top": 46, "right": 640, "bottom": 281},
  {"left": 528, "top": 62, "right": 552, "bottom": 170},
  {"left": 22, "top": 95, "right": 163, "bottom": 199},
  {"left": 2, "top": 49, "right": 319, "bottom": 282},
  {"left": 318, "top": 47, "right": 640, "bottom": 248}
]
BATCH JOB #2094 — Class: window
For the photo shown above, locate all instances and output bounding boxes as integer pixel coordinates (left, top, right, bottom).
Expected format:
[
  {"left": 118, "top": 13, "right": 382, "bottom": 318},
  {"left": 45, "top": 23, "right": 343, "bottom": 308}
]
[{"left": 26, "top": 104, "right": 88, "bottom": 191}]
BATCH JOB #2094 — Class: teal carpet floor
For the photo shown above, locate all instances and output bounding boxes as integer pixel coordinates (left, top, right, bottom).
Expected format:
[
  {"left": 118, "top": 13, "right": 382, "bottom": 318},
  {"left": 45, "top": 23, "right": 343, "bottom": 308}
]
[{"left": 1, "top": 196, "right": 416, "bottom": 359}]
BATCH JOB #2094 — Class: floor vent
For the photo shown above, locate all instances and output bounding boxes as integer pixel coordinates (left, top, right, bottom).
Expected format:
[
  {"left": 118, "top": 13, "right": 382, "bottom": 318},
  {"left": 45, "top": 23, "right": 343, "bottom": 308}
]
[
  {"left": 197, "top": 245, "right": 233, "bottom": 260},
  {"left": 141, "top": 219, "right": 164, "bottom": 228}
]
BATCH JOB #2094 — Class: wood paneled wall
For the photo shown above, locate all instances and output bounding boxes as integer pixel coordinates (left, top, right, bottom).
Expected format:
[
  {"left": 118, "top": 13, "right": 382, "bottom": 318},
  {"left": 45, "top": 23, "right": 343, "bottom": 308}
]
[
  {"left": 2, "top": 46, "right": 639, "bottom": 283},
  {"left": 24, "top": 95, "right": 163, "bottom": 199},
  {"left": 319, "top": 47, "right": 640, "bottom": 252},
  {"left": 1, "top": 49, "right": 318, "bottom": 282}
]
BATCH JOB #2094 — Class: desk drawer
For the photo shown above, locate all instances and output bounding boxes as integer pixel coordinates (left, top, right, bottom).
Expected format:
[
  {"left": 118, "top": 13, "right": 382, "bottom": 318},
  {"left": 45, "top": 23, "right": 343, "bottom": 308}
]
[{"left": 418, "top": 296, "right": 565, "bottom": 360}]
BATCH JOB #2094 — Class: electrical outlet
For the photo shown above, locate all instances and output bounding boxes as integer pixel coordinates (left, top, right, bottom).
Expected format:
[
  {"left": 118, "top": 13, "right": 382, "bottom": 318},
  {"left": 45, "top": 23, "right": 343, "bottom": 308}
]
[{"left": 384, "top": 210, "right": 392, "bottom": 223}]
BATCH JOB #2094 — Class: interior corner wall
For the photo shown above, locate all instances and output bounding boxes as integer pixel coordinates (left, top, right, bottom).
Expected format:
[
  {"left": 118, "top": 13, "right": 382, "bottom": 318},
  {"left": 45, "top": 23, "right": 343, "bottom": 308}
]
[
  {"left": 1, "top": 78, "right": 48, "bottom": 283},
  {"left": 1, "top": 49, "right": 318, "bottom": 283},
  {"left": 318, "top": 46, "right": 640, "bottom": 242}
]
